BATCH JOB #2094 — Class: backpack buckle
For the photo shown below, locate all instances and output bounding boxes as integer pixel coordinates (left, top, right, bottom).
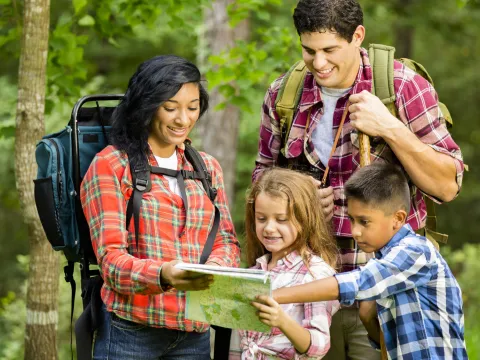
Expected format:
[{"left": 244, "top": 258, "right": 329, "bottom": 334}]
[{"left": 135, "top": 178, "right": 148, "bottom": 191}]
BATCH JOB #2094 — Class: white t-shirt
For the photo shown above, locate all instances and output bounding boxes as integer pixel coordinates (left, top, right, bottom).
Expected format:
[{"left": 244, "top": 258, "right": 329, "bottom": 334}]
[
  {"left": 311, "top": 86, "right": 351, "bottom": 166},
  {"left": 154, "top": 151, "right": 181, "bottom": 196}
]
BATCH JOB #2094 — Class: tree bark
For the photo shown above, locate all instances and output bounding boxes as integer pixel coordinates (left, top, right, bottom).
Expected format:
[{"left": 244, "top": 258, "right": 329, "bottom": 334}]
[
  {"left": 196, "top": 0, "right": 250, "bottom": 211},
  {"left": 15, "top": 1, "right": 59, "bottom": 359},
  {"left": 392, "top": 0, "right": 415, "bottom": 58}
]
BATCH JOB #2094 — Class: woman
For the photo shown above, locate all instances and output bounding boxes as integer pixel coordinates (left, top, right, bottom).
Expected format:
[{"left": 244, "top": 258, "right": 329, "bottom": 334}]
[{"left": 80, "top": 55, "right": 240, "bottom": 359}]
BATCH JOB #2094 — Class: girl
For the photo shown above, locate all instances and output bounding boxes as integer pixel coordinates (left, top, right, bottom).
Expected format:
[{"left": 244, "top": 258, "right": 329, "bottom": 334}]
[{"left": 229, "top": 168, "right": 340, "bottom": 359}]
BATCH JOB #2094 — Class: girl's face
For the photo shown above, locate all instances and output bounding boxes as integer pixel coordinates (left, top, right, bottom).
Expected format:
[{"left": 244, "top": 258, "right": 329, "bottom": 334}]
[
  {"left": 254, "top": 192, "right": 298, "bottom": 265},
  {"left": 148, "top": 82, "right": 200, "bottom": 157}
]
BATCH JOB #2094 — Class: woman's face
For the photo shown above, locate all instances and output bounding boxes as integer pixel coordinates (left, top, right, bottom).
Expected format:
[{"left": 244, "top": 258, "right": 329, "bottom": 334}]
[{"left": 148, "top": 82, "right": 201, "bottom": 157}]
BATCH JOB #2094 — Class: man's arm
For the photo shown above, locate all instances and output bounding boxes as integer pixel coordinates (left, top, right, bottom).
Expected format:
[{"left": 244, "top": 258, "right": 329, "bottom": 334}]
[{"left": 349, "top": 85, "right": 463, "bottom": 202}]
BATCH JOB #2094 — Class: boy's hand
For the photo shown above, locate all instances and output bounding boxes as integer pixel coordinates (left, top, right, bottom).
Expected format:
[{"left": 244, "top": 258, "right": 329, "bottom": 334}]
[
  {"left": 359, "top": 300, "right": 381, "bottom": 344},
  {"left": 252, "top": 295, "right": 288, "bottom": 329}
]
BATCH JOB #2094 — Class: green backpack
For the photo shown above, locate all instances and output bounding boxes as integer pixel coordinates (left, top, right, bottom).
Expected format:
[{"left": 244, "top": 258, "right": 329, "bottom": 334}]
[{"left": 275, "top": 43, "right": 453, "bottom": 246}]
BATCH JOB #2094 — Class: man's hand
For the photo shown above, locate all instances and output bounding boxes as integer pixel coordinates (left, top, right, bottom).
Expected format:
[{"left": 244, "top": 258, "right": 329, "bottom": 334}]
[
  {"left": 311, "top": 178, "right": 334, "bottom": 221},
  {"left": 160, "top": 260, "right": 213, "bottom": 291},
  {"left": 348, "top": 90, "right": 402, "bottom": 138},
  {"left": 252, "top": 295, "right": 288, "bottom": 330}
]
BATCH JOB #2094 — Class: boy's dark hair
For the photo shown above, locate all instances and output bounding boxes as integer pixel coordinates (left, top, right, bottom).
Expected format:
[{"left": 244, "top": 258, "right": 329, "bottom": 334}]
[
  {"left": 345, "top": 162, "right": 411, "bottom": 214},
  {"left": 293, "top": 0, "right": 363, "bottom": 42},
  {"left": 110, "top": 55, "right": 209, "bottom": 167}
]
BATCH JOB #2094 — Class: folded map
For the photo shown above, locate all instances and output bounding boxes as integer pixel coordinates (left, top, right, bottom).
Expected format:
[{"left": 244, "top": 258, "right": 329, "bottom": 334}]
[{"left": 175, "top": 263, "right": 271, "bottom": 332}]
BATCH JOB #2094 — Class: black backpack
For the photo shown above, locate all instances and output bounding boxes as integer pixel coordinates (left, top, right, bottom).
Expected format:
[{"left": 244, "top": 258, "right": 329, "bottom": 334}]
[{"left": 34, "top": 94, "right": 229, "bottom": 360}]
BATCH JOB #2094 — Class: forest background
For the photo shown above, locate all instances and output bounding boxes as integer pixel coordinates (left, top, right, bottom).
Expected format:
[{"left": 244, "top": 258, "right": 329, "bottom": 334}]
[{"left": 0, "top": 0, "right": 479, "bottom": 359}]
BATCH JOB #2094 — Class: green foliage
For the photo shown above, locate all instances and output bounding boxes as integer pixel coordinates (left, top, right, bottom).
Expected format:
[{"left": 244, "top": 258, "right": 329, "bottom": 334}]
[{"left": 442, "top": 245, "right": 480, "bottom": 357}]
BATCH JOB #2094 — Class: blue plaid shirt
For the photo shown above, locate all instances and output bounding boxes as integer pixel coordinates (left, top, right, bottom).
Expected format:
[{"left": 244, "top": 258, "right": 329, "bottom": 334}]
[{"left": 335, "top": 225, "right": 467, "bottom": 359}]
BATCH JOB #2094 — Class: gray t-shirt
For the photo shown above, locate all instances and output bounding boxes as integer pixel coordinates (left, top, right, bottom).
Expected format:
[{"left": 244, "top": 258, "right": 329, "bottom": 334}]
[{"left": 311, "top": 86, "right": 351, "bottom": 166}]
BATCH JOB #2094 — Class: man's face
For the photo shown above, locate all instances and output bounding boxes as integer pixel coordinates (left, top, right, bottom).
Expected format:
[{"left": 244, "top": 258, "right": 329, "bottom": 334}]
[
  {"left": 300, "top": 26, "right": 364, "bottom": 89},
  {"left": 347, "top": 198, "right": 400, "bottom": 253}
]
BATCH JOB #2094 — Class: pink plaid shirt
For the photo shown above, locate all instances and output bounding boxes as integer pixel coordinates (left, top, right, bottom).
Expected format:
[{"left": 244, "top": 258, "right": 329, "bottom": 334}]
[
  {"left": 229, "top": 251, "right": 340, "bottom": 359},
  {"left": 253, "top": 48, "right": 464, "bottom": 271}
]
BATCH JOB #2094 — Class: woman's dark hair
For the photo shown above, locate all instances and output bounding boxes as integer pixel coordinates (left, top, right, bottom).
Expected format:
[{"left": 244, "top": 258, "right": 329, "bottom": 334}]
[
  {"left": 293, "top": 0, "right": 363, "bottom": 42},
  {"left": 110, "top": 55, "right": 209, "bottom": 166}
]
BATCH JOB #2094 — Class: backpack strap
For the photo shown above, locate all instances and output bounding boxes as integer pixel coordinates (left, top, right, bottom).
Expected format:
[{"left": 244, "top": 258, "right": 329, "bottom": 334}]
[
  {"left": 368, "top": 43, "right": 396, "bottom": 105},
  {"left": 275, "top": 60, "right": 308, "bottom": 156},
  {"left": 369, "top": 44, "right": 448, "bottom": 245},
  {"left": 125, "top": 145, "right": 220, "bottom": 263},
  {"left": 125, "top": 154, "right": 151, "bottom": 250},
  {"left": 184, "top": 143, "right": 219, "bottom": 264}
]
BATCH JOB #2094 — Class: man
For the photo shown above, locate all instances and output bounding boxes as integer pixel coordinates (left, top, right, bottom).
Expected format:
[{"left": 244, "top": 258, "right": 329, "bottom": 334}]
[{"left": 252, "top": 0, "right": 464, "bottom": 359}]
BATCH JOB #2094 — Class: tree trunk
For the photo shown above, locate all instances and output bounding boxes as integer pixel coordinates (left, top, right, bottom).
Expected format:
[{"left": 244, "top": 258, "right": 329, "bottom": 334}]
[
  {"left": 393, "top": 0, "right": 415, "bottom": 58},
  {"left": 15, "top": 1, "right": 59, "bottom": 359},
  {"left": 196, "top": 0, "right": 250, "bottom": 211}
]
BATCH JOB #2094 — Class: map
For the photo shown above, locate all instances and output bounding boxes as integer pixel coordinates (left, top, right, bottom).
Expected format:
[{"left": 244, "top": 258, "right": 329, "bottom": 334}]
[{"left": 175, "top": 263, "right": 272, "bottom": 332}]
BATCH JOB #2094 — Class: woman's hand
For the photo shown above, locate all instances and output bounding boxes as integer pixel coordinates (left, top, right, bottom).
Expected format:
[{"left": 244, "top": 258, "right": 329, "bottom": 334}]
[
  {"left": 251, "top": 295, "right": 288, "bottom": 330},
  {"left": 160, "top": 260, "right": 213, "bottom": 291}
]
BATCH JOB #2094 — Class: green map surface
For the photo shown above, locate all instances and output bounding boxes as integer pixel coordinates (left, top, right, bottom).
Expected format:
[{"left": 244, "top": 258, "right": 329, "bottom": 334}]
[{"left": 185, "top": 274, "right": 271, "bottom": 332}]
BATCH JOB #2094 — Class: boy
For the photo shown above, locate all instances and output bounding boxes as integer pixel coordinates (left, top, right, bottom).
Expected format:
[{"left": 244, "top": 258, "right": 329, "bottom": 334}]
[{"left": 269, "top": 162, "right": 467, "bottom": 359}]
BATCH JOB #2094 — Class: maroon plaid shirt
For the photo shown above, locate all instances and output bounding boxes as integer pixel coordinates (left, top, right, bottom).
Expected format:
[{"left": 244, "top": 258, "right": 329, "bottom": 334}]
[
  {"left": 81, "top": 144, "right": 240, "bottom": 331},
  {"left": 253, "top": 48, "right": 464, "bottom": 271}
]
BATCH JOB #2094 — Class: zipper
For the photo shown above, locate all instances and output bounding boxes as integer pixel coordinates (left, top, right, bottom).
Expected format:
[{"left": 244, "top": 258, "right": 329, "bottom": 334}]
[{"left": 47, "top": 139, "right": 63, "bottom": 204}]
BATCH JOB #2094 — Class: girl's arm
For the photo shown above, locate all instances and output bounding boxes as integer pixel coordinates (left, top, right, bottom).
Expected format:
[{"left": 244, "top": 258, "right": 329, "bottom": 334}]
[{"left": 252, "top": 296, "right": 311, "bottom": 354}]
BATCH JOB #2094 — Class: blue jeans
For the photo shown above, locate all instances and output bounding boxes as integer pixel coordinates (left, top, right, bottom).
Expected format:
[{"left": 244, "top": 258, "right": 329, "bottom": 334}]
[{"left": 93, "top": 306, "right": 210, "bottom": 360}]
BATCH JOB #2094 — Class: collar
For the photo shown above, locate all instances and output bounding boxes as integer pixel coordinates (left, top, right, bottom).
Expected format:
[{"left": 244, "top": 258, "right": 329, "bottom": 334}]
[
  {"left": 146, "top": 140, "right": 190, "bottom": 167},
  {"left": 376, "top": 224, "right": 414, "bottom": 259},
  {"left": 298, "top": 47, "right": 373, "bottom": 113},
  {"left": 255, "top": 250, "right": 304, "bottom": 271}
]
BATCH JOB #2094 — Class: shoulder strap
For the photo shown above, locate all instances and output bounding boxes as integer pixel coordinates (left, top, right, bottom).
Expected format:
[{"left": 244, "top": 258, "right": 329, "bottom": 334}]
[
  {"left": 125, "top": 153, "right": 151, "bottom": 250},
  {"left": 275, "top": 60, "right": 308, "bottom": 156},
  {"left": 369, "top": 44, "right": 448, "bottom": 244},
  {"left": 184, "top": 143, "right": 219, "bottom": 264},
  {"left": 368, "top": 43, "right": 396, "bottom": 108},
  {"left": 184, "top": 143, "right": 217, "bottom": 202}
]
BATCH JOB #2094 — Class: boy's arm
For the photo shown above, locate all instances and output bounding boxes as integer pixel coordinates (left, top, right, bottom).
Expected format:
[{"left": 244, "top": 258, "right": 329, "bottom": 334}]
[
  {"left": 275, "top": 242, "right": 434, "bottom": 306},
  {"left": 274, "top": 276, "right": 339, "bottom": 304}
]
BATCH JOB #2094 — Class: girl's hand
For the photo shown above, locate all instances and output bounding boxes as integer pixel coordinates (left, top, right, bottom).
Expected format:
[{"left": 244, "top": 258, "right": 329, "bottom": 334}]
[{"left": 251, "top": 295, "right": 288, "bottom": 329}]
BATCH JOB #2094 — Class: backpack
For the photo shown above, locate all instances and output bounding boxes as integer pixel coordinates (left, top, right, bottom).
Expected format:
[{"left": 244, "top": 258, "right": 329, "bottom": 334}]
[
  {"left": 33, "top": 94, "right": 224, "bottom": 359},
  {"left": 275, "top": 43, "right": 451, "bottom": 246}
]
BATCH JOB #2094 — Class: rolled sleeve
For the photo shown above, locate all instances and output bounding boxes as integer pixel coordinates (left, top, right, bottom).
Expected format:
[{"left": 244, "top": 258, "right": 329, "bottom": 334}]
[{"left": 335, "top": 269, "right": 362, "bottom": 306}]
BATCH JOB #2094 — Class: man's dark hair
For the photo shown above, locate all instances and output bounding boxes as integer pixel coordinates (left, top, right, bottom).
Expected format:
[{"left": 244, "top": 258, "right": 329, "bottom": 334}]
[
  {"left": 110, "top": 55, "right": 209, "bottom": 167},
  {"left": 293, "top": 0, "right": 363, "bottom": 41},
  {"left": 345, "top": 162, "right": 411, "bottom": 214}
]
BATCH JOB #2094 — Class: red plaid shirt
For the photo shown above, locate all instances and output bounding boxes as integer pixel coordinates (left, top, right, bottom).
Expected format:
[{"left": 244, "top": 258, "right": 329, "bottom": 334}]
[
  {"left": 253, "top": 48, "right": 464, "bottom": 271},
  {"left": 81, "top": 144, "right": 240, "bottom": 332}
]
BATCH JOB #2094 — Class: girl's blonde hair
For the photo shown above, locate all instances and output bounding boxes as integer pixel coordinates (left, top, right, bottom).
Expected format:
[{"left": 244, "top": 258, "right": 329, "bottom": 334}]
[{"left": 245, "top": 168, "right": 338, "bottom": 269}]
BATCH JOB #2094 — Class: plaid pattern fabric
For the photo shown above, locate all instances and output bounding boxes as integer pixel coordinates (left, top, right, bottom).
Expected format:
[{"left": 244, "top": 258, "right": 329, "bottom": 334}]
[
  {"left": 229, "top": 251, "right": 340, "bottom": 359},
  {"left": 253, "top": 48, "right": 464, "bottom": 272},
  {"left": 335, "top": 225, "right": 467, "bottom": 359},
  {"left": 80, "top": 144, "right": 240, "bottom": 332}
]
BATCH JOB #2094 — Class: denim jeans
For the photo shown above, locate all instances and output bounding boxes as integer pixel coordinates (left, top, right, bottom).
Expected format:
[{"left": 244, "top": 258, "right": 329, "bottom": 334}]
[{"left": 93, "top": 305, "right": 210, "bottom": 360}]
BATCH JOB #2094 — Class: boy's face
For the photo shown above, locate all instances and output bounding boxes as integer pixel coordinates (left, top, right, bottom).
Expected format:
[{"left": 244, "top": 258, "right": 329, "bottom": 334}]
[
  {"left": 347, "top": 198, "right": 404, "bottom": 253},
  {"left": 300, "top": 25, "right": 365, "bottom": 89}
]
